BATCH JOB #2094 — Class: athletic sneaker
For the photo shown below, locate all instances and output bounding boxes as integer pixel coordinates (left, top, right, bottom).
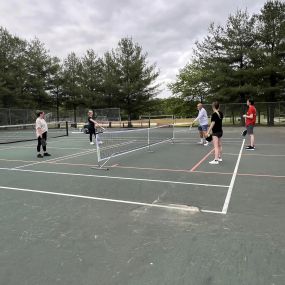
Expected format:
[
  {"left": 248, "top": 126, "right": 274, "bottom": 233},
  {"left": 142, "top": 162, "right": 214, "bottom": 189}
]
[
  {"left": 218, "top": 157, "right": 223, "bottom": 162},
  {"left": 245, "top": 146, "right": 255, "bottom": 150},
  {"left": 90, "top": 142, "right": 95, "bottom": 145},
  {"left": 37, "top": 153, "right": 43, "bottom": 158},
  {"left": 203, "top": 142, "right": 209, "bottom": 146},
  {"left": 44, "top": 153, "right": 51, "bottom": 156},
  {"left": 209, "top": 159, "right": 219, "bottom": 165}
]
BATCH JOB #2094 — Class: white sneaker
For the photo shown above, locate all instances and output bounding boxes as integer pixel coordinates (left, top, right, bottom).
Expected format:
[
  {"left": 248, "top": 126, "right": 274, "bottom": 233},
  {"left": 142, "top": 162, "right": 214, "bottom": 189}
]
[
  {"left": 218, "top": 158, "right": 222, "bottom": 162},
  {"left": 203, "top": 142, "right": 209, "bottom": 146},
  {"left": 197, "top": 141, "right": 203, "bottom": 145},
  {"left": 90, "top": 142, "right": 94, "bottom": 145},
  {"left": 209, "top": 159, "right": 219, "bottom": 165}
]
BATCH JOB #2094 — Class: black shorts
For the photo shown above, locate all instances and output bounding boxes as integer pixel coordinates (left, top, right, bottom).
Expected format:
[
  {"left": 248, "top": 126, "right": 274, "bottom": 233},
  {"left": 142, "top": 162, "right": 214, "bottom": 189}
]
[
  {"left": 89, "top": 128, "right": 96, "bottom": 134},
  {"left": 212, "top": 131, "right": 223, "bottom": 138}
]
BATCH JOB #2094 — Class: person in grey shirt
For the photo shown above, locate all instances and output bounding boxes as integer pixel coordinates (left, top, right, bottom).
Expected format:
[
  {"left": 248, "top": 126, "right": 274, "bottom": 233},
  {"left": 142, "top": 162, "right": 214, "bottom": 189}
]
[{"left": 190, "top": 103, "right": 209, "bottom": 146}]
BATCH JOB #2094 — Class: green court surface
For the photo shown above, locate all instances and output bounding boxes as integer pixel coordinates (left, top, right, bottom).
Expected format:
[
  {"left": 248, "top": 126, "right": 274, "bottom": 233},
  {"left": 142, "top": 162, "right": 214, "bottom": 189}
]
[{"left": 0, "top": 127, "right": 284, "bottom": 285}]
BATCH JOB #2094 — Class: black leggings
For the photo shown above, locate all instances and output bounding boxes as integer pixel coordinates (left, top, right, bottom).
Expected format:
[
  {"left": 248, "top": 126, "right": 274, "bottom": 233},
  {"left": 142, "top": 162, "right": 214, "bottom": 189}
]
[
  {"left": 37, "top": 132, "right": 47, "bottom": 152},
  {"left": 89, "top": 128, "right": 96, "bottom": 142}
]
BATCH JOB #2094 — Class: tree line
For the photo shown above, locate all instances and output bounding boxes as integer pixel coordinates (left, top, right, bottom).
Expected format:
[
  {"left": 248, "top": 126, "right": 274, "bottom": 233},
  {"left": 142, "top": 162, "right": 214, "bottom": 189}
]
[
  {"left": 0, "top": 31, "right": 161, "bottom": 121},
  {"left": 1, "top": 0, "right": 285, "bottom": 124},
  {"left": 169, "top": 0, "right": 285, "bottom": 124}
]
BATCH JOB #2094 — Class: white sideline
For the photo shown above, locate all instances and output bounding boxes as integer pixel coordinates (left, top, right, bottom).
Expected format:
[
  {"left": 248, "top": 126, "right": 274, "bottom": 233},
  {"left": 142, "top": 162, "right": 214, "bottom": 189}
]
[
  {"left": 0, "top": 167, "right": 229, "bottom": 188},
  {"left": 13, "top": 149, "right": 96, "bottom": 169},
  {"left": 222, "top": 139, "right": 245, "bottom": 214},
  {"left": 0, "top": 185, "right": 199, "bottom": 213}
]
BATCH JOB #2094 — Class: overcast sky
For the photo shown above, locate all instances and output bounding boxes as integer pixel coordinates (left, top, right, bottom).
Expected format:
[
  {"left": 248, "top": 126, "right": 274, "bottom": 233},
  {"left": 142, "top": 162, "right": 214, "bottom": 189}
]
[{"left": 1, "top": 0, "right": 267, "bottom": 98}]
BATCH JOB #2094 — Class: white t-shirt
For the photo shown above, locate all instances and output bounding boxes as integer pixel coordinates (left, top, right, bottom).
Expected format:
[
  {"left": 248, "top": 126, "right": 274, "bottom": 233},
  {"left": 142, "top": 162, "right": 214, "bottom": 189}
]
[
  {"left": 35, "top": 118, "right": 48, "bottom": 137},
  {"left": 196, "top": 108, "right": 208, "bottom": 126}
]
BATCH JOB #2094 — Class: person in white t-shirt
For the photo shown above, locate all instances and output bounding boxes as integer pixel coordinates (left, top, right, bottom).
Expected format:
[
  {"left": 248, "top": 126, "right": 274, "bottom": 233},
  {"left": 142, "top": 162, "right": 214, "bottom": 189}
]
[
  {"left": 190, "top": 103, "right": 209, "bottom": 146},
  {"left": 35, "top": 111, "right": 51, "bottom": 158}
]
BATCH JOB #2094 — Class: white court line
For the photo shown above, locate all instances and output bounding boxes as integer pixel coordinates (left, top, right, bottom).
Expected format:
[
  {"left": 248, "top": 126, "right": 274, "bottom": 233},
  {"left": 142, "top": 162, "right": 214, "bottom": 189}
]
[
  {"left": 242, "top": 153, "right": 285, "bottom": 157},
  {"left": 1, "top": 145, "right": 89, "bottom": 151},
  {"left": 49, "top": 149, "right": 97, "bottom": 163},
  {"left": 13, "top": 149, "right": 97, "bottom": 169},
  {"left": 0, "top": 167, "right": 229, "bottom": 188},
  {"left": 173, "top": 141, "right": 241, "bottom": 145},
  {"left": 222, "top": 139, "right": 245, "bottom": 214},
  {"left": 217, "top": 152, "right": 285, "bottom": 157},
  {"left": 201, "top": 209, "right": 224, "bottom": 215},
  {"left": 0, "top": 185, "right": 199, "bottom": 212},
  {"left": 0, "top": 143, "right": 35, "bottom": 151}
]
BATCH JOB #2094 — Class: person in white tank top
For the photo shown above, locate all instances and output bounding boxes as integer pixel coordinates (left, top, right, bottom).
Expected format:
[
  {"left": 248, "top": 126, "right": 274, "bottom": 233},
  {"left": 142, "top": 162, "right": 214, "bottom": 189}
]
[{"left": 35, "top": 111, "right": 51, "bottom": 158}]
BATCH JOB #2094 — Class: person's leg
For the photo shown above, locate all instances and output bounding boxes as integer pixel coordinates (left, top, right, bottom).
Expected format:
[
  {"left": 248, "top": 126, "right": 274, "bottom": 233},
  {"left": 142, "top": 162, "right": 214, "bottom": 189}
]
[
  {"left": 250, "top": 126, "right": 255, "bottom": 147},
  {"left": 218, "top": 137, "right": 222, "bottom": 160},
  {"left": 197, "top": 126, "right": 203, "bottom": 144},
  {"left": 89, "top": 129, "right": 95, "bottom": 144},
  {"left": 213, "top": 136, "right": 219, "bottom": 160},
  {"left": 250, "top": 134, "right": 255, "bottom": 147},
  {"left": 202, "top": 125, "right": 209, "bottom": 146},
  {"left": 245, "top": 126, "right": 249, "bottom": 146},
  {"left": 37, "top": 136, "right": 43, "bottom": 158},
  {"left": 42, "top": 132, "right": 47, "bottom": 152},
  {"left": 209, "top": 136, "right": 219, "bottom": 164},
  {"left": 42, "top": 132, "right": 51, "bottom": 156},
  {"left": 245, "top": 126, "right": 255, "bottom": 150}
]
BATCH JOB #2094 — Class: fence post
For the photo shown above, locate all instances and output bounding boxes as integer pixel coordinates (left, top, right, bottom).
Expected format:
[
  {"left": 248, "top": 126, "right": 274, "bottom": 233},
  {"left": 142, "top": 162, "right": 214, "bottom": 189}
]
[
  {"left": 279, "top": 102, "right": 281, "bottom": 125},
  {"left": 8, "top": 108, "right": 12, "bottom": 125}
]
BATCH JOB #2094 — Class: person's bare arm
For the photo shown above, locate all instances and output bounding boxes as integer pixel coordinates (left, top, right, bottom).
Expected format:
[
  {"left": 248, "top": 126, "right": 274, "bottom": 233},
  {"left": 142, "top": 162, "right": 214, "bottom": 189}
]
[
  {"left": 243, "top": 114, "right": 253, "bottom": 119},
  {"left": 206, "top": 121, "right": 215, "bottom": 136},
  {"left": 89, "top": 118, "right": 105, "bottom": 130}
]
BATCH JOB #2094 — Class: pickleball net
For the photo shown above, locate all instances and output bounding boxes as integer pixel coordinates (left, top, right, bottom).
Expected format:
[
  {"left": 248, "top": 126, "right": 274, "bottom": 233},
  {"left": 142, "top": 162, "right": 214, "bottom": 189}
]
[
  {"left": 95, "top": 124, "right": 174, "bottom": 168},
  {"left": 0, "top": 121, "right": 69, "bottom": 144}
]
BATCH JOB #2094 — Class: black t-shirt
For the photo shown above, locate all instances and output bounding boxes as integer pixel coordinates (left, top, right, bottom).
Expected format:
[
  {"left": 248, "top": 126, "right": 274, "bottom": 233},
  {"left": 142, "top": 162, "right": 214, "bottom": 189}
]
[
  {"left": 88, "top": 117, "right": 95, "bottom": 129},
  {"left": 211, "top": 111, "right": 223, "bottom": 133}
]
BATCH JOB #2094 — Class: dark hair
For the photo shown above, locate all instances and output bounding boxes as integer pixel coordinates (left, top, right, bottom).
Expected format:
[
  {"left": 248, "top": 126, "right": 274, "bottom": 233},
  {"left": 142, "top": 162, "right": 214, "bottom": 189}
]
[
  {"left": 247, "top": 98, "right": 254, "bottom": 105},
  {"left": 36, "top": 111, "right": 44, "bottom": 117},
  {"left": 212, "top": 101, "right": 219, "bottom": 110}
]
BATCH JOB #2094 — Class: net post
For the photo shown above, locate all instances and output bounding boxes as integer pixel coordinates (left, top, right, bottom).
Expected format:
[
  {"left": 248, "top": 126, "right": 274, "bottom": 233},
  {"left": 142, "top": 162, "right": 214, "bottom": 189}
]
[
  {"left": 65, "top": 121, "right": 69, "bottom": 136},
  {"left": 147, "top": 127, "right": 154, "bottom": 153},
  {"left": 147, "top": 127, "right": 150, "bottom": 151},
  {"left": 95, "top": 135, "right": 101, "bottom": 161},
  {"left": 172, "top": 115, "right": 175, "bottom": 143},
  {"left": 91, "top": 138, "right": 110, "bottom": 170}
]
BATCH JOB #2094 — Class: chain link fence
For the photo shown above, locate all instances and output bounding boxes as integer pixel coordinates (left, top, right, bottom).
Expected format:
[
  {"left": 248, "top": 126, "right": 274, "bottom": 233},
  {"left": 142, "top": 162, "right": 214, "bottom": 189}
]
[
  {"left": 1, "top": 103, "right": 284, "bottom": 126},
  {"left": 0, "top": 107, "right": 122, "bottom": 126},
  {"left": 202, "top": 102, "right": 285, "bottom": 126}
]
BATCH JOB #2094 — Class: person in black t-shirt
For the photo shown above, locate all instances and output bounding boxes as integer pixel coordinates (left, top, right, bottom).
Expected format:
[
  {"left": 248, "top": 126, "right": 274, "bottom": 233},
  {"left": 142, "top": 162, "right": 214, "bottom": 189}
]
[
  {"left": 87, "top": 110, "right": 103, "bottom": 145},
  {"left": 206, "top": 101, "right": 223, "bottom": 165}
]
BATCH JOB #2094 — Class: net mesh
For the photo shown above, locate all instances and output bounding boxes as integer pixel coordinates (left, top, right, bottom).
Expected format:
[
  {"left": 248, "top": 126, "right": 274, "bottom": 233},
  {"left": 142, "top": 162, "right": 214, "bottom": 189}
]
[
  {"left": 96, "top": 124, "right": 174, "bottom": 162},
  {"left": 94, "top": 108, "right": 121, "bottom": 121},
  {"left": 139, "top": 115, "right": 174, "bottom": 127},
  {"left": 0, "top": 121, "right": 68, "bottom": 144}
]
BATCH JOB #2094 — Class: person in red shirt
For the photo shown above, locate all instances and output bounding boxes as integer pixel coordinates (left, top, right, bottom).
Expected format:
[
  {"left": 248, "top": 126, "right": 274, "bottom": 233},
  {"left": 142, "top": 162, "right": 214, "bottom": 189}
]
[{"left": 243, "top": 99, "right": 256, "bottom": 150}]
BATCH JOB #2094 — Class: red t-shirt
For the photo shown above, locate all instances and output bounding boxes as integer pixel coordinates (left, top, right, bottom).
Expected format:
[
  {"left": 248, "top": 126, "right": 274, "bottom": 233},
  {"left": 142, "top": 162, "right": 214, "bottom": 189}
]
[{"left": 246, "top": 105, "right": 256, "bottom": 126}]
